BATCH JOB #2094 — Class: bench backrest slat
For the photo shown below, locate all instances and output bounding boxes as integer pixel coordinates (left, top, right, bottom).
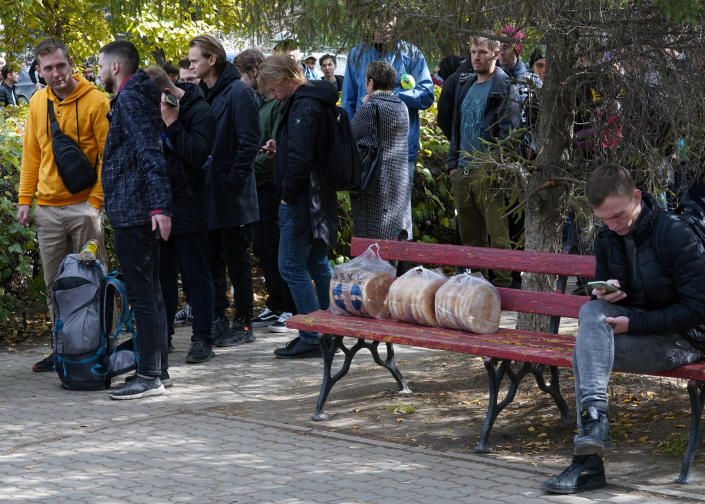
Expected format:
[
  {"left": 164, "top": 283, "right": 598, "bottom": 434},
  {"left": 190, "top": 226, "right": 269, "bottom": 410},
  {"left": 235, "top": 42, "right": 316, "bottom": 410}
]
[
  {"left": 351, "top": 238, "right": 596, "bottom": 277},
  {"left": 497, "top": 287, "right": 586, "bottom": 318}
]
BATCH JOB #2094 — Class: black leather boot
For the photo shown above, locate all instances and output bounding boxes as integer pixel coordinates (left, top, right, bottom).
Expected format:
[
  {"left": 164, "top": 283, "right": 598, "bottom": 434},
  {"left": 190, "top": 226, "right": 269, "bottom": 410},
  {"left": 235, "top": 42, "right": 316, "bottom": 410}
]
[
  {"left": 574, "top": 406, "right": 610, "bottom": 455},
  {"left": 542, "top": 454, "right": 606, "bottom": 494}
]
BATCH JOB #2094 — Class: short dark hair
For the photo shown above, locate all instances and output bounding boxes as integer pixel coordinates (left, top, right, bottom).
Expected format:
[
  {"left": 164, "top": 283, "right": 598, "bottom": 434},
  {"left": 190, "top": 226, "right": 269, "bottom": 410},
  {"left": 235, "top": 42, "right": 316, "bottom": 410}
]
[
  {"left": 144, "top": 65, "right": 175, "bottom": 92},
  {"left": 233, "top": 48, "right": 264, "bottom": 74},
  {"left": 178, "top": 56, "right": 191, "bottom": 70},
  {"left": 366, "top": 61, "right": 396, "bottom": 91},
  {"left": 100, "top": 40, "right": 140, "bottom": 75},
  {"left": 189, "top": 35, "right": 226, "bottom": 74},
  {"left": 2, "top": 63, "right": 20, "bottom": 80},
  {"left": 161, "top": 61, "right": 178, "bottom": 76},
  {"left": 35, "top": 38, "right": 69, "bottom": 65},
  {"left": 319, "top": 54, "right": 336, "bottom": 67},
  {"left": 587, "top": 164, "right": 636, "bottom": 207}
]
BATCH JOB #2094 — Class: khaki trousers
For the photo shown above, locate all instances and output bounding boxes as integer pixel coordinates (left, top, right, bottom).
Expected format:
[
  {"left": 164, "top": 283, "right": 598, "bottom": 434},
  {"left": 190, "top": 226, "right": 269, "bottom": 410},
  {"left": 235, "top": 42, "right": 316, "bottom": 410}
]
[
  {"left": 34, "top": 200, "right": 105, "bottom": 316},
  {"left": 450, "top": 168, "right": 512, "bottom": 287}
]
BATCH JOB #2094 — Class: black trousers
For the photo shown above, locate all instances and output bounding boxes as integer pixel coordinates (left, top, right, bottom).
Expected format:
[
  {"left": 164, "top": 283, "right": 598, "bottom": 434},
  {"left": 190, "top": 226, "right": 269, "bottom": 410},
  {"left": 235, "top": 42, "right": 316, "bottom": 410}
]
[
  {"left": 209, "top": 224, "right": 254, "bottom": 321},
  {"left": 113, "top": 225, "right": 167, "bottom": 376},
  {"left": 160, "top": 231, "right": 214, "bottom": 343},
  {"left": 252, "top": 182, "right": 296, "bottom": 314}
]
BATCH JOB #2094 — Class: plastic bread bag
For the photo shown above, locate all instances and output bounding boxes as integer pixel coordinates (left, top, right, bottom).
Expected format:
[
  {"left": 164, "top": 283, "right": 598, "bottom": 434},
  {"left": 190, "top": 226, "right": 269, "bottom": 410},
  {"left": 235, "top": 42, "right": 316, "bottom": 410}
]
[
  {"left": 435, "top": 272, "right": 501, "bottom": 333},
  {"left": 329, "top": 243, "right": 396, "bottom": 318},
  {"left": 387, "top": 266, "right": 448, "bottom": 326}
]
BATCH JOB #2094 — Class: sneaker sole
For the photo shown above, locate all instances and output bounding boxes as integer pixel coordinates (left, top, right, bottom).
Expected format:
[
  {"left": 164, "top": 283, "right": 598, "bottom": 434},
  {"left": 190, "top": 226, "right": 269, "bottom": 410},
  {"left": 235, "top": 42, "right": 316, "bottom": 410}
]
[
  {"left": 185, "top": 354, "right": 214, "bottom": 364},
  {"left": 110, "top": 384, "right": 165, "bottom": 400},
  {"left": 215, "top": 335, "right": 256, "bottom": 347},
  {"left": 269, "top": 325, "right": 295, "bottom": 333},
  {"left": 541, "top": 475, "right": 606, "bottom": 494},
  {"left": 573, "top": 439, "right": 605, "bottom": 456},
  {"left": 253, "top": 319, "right": 277, "bottom": 327}
]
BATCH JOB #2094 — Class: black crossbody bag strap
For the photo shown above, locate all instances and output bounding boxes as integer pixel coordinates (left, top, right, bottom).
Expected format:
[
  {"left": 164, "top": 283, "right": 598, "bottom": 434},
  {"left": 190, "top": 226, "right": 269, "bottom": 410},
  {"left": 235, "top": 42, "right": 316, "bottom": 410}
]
[{"left": 47, "top": 99, "right": 63, "bottom": 139}]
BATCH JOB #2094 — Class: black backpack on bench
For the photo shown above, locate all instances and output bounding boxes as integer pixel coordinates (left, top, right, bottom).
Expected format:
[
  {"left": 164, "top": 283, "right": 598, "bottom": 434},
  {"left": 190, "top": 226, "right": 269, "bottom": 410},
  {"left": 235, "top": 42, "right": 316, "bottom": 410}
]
[{"left": 47, "top": 99, "right": 98, "bottom": 194}]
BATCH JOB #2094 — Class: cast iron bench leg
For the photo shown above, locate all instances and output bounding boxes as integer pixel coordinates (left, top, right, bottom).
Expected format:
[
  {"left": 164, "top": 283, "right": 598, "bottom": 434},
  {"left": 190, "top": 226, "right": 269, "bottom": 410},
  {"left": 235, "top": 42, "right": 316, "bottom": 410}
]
[
  {"left": 313, "top": 336, "right": 411, "bottom": 421},
  {"left": 531, "top": 364, "right": 571, "bottom": 423},
  {"left": 369, "top": 341, "right": 412, "bottom": 394},
  {"left": 476, "top": 358, "right": 532, "bottom": 452},
  {"left": 677, "top": 379, "right": 705, "bottom": 483}
]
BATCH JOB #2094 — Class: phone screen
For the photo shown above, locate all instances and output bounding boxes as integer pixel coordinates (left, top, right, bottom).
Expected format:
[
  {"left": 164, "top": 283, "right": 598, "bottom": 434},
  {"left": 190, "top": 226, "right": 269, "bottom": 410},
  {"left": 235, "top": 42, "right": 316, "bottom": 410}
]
[{"left": 586, "top": 281, "right": 624, "bottom": 294}]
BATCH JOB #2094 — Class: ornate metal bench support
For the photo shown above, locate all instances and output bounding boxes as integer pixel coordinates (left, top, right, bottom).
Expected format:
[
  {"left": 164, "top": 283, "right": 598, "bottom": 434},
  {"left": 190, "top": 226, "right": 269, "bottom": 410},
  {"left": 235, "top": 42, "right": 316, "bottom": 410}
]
[
  {"left": 313, "top": 335, "right": 411, "bottom": 421},
  {"left": 476, "top": 358, "right": 532, "bottom": 452},
  {"left": 531, "top": 364, "right": 571, "bottom": 423},
  {"left": 677, "top": 379, "right": 705, "bottom": 484}
]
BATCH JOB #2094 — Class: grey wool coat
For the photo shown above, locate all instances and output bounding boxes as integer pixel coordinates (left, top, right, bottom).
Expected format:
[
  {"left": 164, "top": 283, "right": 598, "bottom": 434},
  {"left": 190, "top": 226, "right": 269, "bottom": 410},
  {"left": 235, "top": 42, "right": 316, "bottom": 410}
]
[{"left": 350, "top": 92, "right": 412, "bottom": 240}]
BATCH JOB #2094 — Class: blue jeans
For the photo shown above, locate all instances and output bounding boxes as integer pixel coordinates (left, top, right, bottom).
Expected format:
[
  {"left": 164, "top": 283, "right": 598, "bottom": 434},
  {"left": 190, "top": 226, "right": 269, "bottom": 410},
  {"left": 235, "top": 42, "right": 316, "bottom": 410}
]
[
  {"left": 277, "top": 203, "right": 332, "bottom": 344},
  {"left": 574, "top": 300, "right": 701, "bottom": 421},
  {"left": 113, "top": 226, "right": 166, "bottom": 377}
]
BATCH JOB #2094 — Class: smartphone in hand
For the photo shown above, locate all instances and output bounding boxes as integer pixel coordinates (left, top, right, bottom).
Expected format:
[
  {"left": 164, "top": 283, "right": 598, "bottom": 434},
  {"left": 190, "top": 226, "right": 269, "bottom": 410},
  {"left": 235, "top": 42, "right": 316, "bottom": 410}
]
[
  {"left": 586, "top": 281, "right": 625, "bottom": 295},
  {"left": 163, "top": 94, "right": 179, "bottom": 107}
]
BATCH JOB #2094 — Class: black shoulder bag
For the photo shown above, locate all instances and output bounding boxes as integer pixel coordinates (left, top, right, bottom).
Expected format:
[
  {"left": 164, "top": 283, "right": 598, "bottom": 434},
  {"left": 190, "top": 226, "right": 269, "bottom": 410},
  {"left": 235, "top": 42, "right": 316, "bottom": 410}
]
[
  {"left": 353, "top": 103, "right": 382, "bottom": 196},
  {"left": 47, "top": 99, "right": 98, "bottom": 194}
]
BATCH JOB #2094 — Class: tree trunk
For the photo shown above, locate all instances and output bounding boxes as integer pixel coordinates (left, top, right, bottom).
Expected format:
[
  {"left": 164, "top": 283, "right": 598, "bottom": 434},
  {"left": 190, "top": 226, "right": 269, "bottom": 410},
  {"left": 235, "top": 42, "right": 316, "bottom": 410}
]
[{"left": 517, "top": 28, "right": 577, "bottom": 333}]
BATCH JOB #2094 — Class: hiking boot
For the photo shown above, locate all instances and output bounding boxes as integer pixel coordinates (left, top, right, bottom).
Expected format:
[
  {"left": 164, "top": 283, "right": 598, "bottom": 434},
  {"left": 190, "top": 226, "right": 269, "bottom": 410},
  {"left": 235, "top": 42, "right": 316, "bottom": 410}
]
[
  {"left": 269, "top": 312, "right": 294, "bottom": 333},
  {"left": 274, "top": 337, "right": 322, "bottom": 359},
  {"left": 110, "top": 375, "right": 164, "bottom": 400},
  {"left": 574, "top": 406, "right": 610, "bottom": 456},
  {"left": 252, "top": 308, "right": 280, "bottom": 328},
  {"left": 126, "top": 370, "right": 173, "bottom": 388},
  {"left": 209, "top": 315, "right": 229, "bottom": 343},
  {"left": 215, "top": 318, "right": 254, "bottom": 347},
  {"left": 185, "top": 341, "right": 215, "bottom": 363},
  {"left": 173, "top": 303, "right": 193, "bottom": 326},
  {"left": 541, "top": 454, "right": 606, "bottom": 494},
  {"left": 32, "top": 353, "right": 54, "bottom": 372}
]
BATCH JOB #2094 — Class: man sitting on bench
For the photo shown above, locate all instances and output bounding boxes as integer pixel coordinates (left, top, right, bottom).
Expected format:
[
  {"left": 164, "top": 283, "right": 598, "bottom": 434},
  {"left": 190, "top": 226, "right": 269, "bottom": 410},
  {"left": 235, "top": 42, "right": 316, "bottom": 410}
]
[{"left": 542, "top": 164, "right": 705, "bottom": 494}]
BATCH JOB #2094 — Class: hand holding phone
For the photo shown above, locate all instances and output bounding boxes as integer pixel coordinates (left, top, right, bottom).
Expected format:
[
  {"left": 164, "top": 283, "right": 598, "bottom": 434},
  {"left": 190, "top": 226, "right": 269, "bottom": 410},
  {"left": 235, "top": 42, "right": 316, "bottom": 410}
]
[
  {"left": 586, "top": 281, "right": 625, "bottom": 295},
  {"left": 163, "top": 93, "right": 179, "bottom": 107}
]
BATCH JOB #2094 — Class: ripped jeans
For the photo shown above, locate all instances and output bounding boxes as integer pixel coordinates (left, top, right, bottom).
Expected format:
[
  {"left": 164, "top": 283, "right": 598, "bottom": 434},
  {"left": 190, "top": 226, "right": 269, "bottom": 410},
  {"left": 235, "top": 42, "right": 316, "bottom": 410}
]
[{"left": 574, "top": 300, "right": 702, "bottom": 416}]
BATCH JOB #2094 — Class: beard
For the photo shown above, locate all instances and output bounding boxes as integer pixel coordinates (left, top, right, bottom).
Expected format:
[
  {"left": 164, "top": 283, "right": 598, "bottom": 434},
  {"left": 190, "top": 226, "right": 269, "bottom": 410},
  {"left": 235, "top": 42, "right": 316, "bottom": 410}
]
[{"left": 102, "top": 74, "right": 115, "bottom": 94}]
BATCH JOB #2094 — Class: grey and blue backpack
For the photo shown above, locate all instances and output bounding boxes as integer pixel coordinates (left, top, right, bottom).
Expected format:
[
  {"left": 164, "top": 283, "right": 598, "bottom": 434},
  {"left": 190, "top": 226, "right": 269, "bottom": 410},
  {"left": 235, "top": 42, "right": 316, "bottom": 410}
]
[{"left": 51, "top": 254, "right": 137, "bottom": 390}]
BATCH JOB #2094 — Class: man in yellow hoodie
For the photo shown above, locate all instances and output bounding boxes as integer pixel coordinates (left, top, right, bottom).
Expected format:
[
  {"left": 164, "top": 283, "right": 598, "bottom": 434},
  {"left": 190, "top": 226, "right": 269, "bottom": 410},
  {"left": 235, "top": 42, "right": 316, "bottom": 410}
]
[{"left": 16, "top": 38, "right": 110, "bottom": 372}]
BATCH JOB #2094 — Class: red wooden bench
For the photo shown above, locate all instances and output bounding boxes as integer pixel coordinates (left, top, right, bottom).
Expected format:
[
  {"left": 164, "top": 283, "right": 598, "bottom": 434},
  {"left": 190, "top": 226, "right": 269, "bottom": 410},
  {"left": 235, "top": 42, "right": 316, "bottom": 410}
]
[{"left": 287, "top": 237, "right": 705, "bottom": 484}]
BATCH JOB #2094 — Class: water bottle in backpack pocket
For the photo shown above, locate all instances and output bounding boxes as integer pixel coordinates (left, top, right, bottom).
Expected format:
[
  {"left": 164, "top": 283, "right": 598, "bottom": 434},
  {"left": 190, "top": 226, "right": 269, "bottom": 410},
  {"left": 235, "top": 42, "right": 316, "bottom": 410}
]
[{"left": 51, "top": 254, "right": 137, "bottom": 390}]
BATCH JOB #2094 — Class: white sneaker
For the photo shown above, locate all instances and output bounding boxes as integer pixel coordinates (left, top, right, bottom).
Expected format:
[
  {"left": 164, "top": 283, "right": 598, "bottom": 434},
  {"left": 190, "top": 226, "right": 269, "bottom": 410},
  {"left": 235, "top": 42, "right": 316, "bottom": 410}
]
[
  {"left": 268, "top": 312, "right": 295, "bottom": 333},
  {"left": 252, "top": 307, "right": 281, "bottom": 327}
]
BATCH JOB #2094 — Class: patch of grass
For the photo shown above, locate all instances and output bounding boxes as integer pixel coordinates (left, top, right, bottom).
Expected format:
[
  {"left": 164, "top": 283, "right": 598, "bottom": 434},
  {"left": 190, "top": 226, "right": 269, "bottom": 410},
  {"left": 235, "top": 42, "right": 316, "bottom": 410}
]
[
  {"left": 388, "top": 404, "right": 416, "bottom": 414},
  {"left": 657, "top": 431, "right": 690, "bottom": 456}
]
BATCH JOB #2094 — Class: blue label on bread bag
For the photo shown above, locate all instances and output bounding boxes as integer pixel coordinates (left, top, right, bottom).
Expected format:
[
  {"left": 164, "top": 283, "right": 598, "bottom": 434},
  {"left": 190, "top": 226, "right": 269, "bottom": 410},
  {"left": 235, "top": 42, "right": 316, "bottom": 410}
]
[
  {"left": 350, "top": 284, "right": 363, "bottom": 311},
  {"left": 333, "top": 283, "right": 347, "bottom": 310}
]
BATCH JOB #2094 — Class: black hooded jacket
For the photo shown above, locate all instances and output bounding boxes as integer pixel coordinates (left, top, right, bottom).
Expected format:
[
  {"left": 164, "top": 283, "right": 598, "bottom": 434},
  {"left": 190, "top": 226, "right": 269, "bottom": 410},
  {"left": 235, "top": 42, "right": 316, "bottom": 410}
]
[
  {"left": 200, "top": 62, "right": 260, "bottom": 230},
  {"left": 163, "top": 83, "right": 215, "bottom": 235},
  {"left": 594, "top": 193, "right": 705, "bottom": 349},
  {"left": 275, "top": 81, "right": 339, "bottom": 247}
]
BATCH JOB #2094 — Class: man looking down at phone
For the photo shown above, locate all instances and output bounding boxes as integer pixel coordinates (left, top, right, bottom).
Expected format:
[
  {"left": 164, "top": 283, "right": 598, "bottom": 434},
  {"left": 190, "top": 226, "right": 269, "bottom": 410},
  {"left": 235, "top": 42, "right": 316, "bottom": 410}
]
[{"left": 543, "top": 164, "right": 705, "bottom": 494}]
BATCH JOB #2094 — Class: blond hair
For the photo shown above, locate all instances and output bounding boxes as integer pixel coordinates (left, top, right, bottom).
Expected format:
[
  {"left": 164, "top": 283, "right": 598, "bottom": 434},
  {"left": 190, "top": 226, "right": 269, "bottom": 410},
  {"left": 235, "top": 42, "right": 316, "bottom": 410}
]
[
  {"left": 471, "top": 36, "right": 500, "bottom": 53},
  {"left": 144, "top": 65, "right": 176, "bottom": 93},
  {"left": 257, "top": 55, "right": 306, "bottom": 90},
  {"left": 189, "top": 34, "right": 226, "bottom": 74}
]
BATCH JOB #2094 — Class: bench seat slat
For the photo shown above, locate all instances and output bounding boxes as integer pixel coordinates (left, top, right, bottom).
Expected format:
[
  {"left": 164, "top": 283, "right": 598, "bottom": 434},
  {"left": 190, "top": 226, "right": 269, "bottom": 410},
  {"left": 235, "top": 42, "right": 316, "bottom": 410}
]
[
  {"left": 288, "top": 311, "right": 705, "bottom": 380},
  {"left": 351, "top": 238, "right": 596, "bottom": 278}
]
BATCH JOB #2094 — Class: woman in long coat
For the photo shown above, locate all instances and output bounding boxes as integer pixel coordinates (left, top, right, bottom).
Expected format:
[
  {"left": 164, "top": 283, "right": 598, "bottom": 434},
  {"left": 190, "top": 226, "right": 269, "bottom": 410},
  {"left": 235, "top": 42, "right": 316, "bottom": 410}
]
[{"left": 350, "top": 61, "right": 412, "bottom": 240}]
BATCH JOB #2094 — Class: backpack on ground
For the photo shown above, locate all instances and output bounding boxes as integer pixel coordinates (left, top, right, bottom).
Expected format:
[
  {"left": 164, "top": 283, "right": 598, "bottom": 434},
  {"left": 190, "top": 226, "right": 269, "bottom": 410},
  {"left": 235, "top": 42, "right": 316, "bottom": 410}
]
[{"left": 51, "top": 254, "right": 137, "bottom": 390}]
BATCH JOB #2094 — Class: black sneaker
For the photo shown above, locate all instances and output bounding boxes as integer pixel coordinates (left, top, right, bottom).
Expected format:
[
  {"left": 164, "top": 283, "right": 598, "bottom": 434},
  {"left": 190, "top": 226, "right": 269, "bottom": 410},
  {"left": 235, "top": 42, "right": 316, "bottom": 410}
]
[
  {"left": 215, "top": 319, "right": 255, "bottom": 347},
  {"left": 110, "top": 376, "right": 165, "bottom": 400},
  {"left": 126, "top": 370, "right": 173, "bottom": 388},
  {"left": 574, "top": 406, "right": 610, "bottom": 456},
  {"left": 209, "top": 315, "right": 229, "bottom": 343},
  {"left": 32, "top": 353, "right": 54, "bottom": 372},
  {"left": 252, "top": 308, "right": 281, "bottom": 327},
  {"left": 541, "top": 454, "right": 606, "bottom": 494},
  {"left": 268, "top": 312, "right": 294, "bottom": 333},
  {"left": 185, "top": 341, "right": 215, "bottom": 363},
  {"left": 273, "top": 337, "right": 322, "bottom": 359}
]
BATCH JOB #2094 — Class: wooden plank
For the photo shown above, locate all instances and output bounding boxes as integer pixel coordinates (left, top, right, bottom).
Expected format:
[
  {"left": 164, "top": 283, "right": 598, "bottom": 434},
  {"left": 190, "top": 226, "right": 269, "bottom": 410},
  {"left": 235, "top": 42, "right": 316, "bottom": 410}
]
[
  {"left": 288, "top": 311, "right": 705, "bottom": 381},
  {"left": 351, "top": 238, "right": 596, "bottom": 278},
  {"left": 497, "top": 287, "right": 588, "bottom": 318}
]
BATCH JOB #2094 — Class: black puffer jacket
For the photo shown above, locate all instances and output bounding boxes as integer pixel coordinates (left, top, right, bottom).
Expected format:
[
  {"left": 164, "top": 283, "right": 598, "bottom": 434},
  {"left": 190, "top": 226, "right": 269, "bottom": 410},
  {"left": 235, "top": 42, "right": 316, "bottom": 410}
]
[
  {"left": 201, "top": 62, "right": 260, "bottom": 230},
  {"left": 594, "top": 193, "right": 705, "bottom": 349},
  {"left": 163, "top": 83, "right": 215, "bottom": 235},
  {"left": 275, "top": 81, "right": 338, "bottom": 247}
]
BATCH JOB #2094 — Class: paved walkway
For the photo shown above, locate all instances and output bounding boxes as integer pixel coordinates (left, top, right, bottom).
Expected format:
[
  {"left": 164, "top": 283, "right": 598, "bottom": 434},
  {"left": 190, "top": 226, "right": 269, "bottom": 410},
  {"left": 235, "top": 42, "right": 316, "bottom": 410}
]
[{"left": 0, "top": 317, "right": 700, "bottom": 503}]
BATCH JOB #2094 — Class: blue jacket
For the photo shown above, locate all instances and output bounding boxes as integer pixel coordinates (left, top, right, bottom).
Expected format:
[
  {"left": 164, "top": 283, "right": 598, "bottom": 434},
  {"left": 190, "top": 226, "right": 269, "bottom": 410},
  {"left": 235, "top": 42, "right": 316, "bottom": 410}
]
[
  {"left": 341, "top": 42, "right": 434, "bottom": 162},
  {"left": 102, "top": 70, "right": 171, "bottom": 228}
]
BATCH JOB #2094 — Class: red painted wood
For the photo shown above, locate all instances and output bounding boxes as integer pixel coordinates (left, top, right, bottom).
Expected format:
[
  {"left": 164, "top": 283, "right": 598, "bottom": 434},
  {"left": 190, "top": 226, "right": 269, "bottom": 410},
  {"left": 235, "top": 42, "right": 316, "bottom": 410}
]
[
  {"left": 351, "top": 238, "right": 596, "bottom": 278},
  {"left": 497, "top": 287, "right": 588, "bottom": 318},
  {"left": 288, "top": 311, "right": 705, "bottom": 381}
]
